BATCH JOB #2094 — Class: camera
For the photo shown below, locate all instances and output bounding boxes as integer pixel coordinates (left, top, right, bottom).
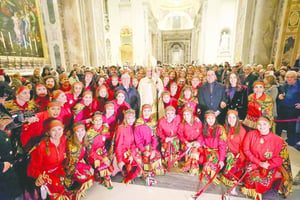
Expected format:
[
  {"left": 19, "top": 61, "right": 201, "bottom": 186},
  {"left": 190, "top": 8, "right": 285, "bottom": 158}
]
[{"left": 11, "top": 110, "right": 36, "bottom": 124}]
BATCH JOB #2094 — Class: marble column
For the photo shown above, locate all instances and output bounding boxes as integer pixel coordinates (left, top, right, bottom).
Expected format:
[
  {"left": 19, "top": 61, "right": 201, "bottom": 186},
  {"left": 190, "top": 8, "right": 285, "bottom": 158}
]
[{"left": 249, "top": 0, "right": 279, "bottom": 65}]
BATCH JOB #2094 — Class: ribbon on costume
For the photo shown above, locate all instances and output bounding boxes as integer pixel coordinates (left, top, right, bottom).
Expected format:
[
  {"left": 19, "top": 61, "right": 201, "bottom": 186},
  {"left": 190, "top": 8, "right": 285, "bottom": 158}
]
[
  {"left": 132, "top": 153, "right": 157, "bottom": 186},
  {"left": 167, "top": 146, "right": 192, "bottom": 171}
]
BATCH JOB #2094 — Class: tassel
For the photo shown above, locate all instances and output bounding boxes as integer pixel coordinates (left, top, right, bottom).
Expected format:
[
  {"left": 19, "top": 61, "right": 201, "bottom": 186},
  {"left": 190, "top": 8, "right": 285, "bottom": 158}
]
[{"left": 40, "top": 185, "right": 50, "bottom": 200}]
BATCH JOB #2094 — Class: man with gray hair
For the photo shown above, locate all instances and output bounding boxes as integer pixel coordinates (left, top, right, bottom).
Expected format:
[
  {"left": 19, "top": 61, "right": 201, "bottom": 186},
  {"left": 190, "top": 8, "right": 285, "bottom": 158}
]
[
  {"left": 115, "top": 72, "right": 141, "bottom": 117},
  {"left": 277, "top": 70, "right": 300, "bottom": 149}
]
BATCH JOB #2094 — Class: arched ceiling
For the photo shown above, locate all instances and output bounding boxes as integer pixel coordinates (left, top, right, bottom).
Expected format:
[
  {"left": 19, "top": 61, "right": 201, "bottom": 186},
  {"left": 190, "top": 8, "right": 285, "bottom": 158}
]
[{"left": 149, "top": 0, "right": 202, "bottom": 30}]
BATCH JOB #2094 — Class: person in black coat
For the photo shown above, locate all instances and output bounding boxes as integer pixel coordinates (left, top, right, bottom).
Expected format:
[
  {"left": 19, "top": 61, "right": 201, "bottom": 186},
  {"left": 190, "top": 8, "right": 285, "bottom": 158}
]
[
  {"left": 240, "top": 65, "right": 258, "bottom": 94},
  {"left": 197, "top": 70, "right": 227, "bottom": 124},
  {"left": 0, "top": 84, "right": 23, "bottom": 199},
  {"left": 224, "top": 72, "right": 248, "bottom": 120},
  {"left": 115, "top": 73, "right": 141, "bottom": 118}
]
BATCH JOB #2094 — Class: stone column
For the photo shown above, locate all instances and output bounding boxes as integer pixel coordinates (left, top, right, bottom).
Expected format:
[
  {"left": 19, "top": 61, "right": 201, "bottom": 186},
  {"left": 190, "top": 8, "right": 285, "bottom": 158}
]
[
  {"left": 249, "top": 0, "right": 279, "bottom": 65},
  {"left": 40, "top": 0, "right": 66, "bottom": 69}
]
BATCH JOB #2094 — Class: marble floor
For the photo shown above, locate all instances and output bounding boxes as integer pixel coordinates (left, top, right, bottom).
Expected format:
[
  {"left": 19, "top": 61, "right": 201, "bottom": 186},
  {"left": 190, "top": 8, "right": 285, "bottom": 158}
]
[{"left": 86, "top": 145, "right": 300, "bottom": 200}]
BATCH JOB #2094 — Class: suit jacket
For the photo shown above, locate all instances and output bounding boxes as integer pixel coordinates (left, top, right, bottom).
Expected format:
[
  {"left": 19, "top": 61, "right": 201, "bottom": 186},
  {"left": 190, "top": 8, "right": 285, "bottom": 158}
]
[{"left": 197, "top": 81, "right": 227, "bottom": 122}]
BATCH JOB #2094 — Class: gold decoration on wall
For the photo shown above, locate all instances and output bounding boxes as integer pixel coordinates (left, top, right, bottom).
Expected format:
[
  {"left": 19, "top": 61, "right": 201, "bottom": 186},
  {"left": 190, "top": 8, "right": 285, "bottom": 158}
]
[
  {"left": 276, "top": 0, "right": 300, "bottom": 67},
  {"left": 120, "top": 25, "right": 133, "bottom": 65}
]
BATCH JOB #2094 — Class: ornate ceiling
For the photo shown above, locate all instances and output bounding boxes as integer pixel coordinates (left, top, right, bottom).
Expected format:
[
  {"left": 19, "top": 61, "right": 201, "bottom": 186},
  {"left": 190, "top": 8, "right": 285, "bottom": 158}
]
[{"left": 148, "top": 0, "right": 202, "bottom": 30}]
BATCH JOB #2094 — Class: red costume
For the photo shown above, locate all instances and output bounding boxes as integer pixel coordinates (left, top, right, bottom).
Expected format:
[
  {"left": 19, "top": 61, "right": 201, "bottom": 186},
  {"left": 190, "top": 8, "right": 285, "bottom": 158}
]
[
  {"left": 92, "top": 96, "right": 108, "bottom": 113},
  {"left": 177, "top": 97, "right": 198, "bottom": 116},
  {"left": 163, "top": 97, "right": 178, "bottom": 109},
  {"left": 221, "top": 124, "right": 246, "bottom": 187},
  {"left": 35, "top": 96, "right": 50, "bottom": 112},
  {"left": 103, "top": 114, "right": 117, "bottom": 140},
  {"left": 178, "top": 118, "right": 204, "bottom": 175},
  {"left": 73, "top": 100, "right": 93, "bottom": 125},
  {"left": 157, "top": 115, "right": 181, "bottom": 165},
  {"left": 242, "top": 130, "right": 292, "bottom": 200},
  {"left": 201, "top": 125, "right": 227, "bottom": 182},
  {"left": 134, "top": 117, "right": 165, "bottom": 175},
  {"left": 64, "top": 138, "right": 94, "bottom": 198},
  {"left": 65, "top": 92, "right": 82, "bottom": 109},
  {"left": 115, "top": 124, "right": 141, "bottom": 183},
  {"left": 87, "top": 125, "right": 114, "bottom": 189},
  {"left": 27, "top": 136, "right": 67, "bottom": 200},
  {"left": 21, "top": 110, "right": 63, "bottom": 151}
]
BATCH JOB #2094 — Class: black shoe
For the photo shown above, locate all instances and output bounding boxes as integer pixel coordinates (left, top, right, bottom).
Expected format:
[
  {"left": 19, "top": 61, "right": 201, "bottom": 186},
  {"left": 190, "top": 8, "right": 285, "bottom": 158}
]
[{"left": 293, "top": 144, "right": 300, "bottom": 151}]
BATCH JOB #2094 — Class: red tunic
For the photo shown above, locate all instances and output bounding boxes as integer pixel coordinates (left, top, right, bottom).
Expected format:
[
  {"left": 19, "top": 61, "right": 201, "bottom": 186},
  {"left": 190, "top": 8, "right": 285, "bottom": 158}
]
[
  {"left": 157, "top": 115, "right": 181, "bottom": 142},
  {"left": 35, "top": 96, "right": 50, "bottom": 112},
  {"left": 163, "top": 98, "right": 178, "bottom": 110},
  {"left": 91, "top": 97, "right": 108, "bottom": 113},
  {"left": 115, "top": 125, "right": 137, "bottom": 163},
  {"left": 227, "top": 125, "right": 246, "bottom": 155},
  {"left": 65, "top": 92, "right": 82, "bottom": 109},
  {"left": 221, "top": 125, "right": 247, "bottom": 186},
  {"left": 243, "top": 130, "right": 283, "bottom": 170},
  {"left": 21, "top": 111, "right": 63, "bottom": 150},
  {"left": 178, "top": 119, "right": 204, "bottom": 174},
  {"left": 64, "top": 141, "right": 93, "bottom": 187},
  {"left": 134, "top": 123, "right": 158, "bottom": 153},
  {"left": 242, "top": 130, "right": 284, "bottom": 196},
  {"left": 178, "top": 119, "right": 203, "bottom": 145},
  {"left": 157, "top": 115, "right": 181, "bottom": 164},
  {"left": 103, "top": 114, "right": 117, "bottom": 138},
  {"left": 27, "top": 136, "right": 66, "bottom": 197},
  {"left": 203, "top": 126, "right": 227, "bottom": 162},
  {"left": 73, "top": 101, "right": 93, "bottom": 124}
]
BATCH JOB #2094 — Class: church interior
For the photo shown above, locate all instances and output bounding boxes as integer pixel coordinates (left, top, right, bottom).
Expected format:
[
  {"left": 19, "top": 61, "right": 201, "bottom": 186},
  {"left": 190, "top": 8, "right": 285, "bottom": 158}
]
[{"left": 0, "top": 0, "right": 300, "bottom": 200}]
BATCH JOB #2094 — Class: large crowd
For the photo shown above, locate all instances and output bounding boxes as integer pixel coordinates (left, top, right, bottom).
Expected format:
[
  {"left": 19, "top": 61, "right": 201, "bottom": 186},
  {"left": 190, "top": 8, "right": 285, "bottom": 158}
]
[{"left": 0, "top": 60, "right": 300, "bottom": 200}]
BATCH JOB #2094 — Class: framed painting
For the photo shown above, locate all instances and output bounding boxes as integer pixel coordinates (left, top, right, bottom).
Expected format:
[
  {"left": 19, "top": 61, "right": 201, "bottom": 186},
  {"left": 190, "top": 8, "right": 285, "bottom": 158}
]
[{"left": 0, "top": 0, "right": 48, "bottom": 59}]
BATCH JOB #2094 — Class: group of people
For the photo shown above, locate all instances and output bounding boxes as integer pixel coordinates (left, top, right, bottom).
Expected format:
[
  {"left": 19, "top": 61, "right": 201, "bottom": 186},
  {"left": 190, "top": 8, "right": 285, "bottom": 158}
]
[{"left": 0, "top": 61, "right": 299, "bottom": 200}]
